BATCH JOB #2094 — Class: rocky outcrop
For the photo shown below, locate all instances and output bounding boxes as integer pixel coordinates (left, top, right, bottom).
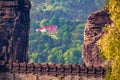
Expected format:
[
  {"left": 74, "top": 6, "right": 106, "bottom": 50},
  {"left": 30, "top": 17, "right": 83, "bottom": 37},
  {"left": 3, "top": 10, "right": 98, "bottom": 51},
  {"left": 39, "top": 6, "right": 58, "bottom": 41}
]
[
  {"left": 0, "top": 73, "right": 104, "bottom": 80},
  {"left": 0, "top": 62, "right": 105, "bottom": 80},
  {"left": 0, "top": 0, "right": 31, "bottom": 63},
  {"left": 82, "top": 10, "right": 111, "bottom": 67}
]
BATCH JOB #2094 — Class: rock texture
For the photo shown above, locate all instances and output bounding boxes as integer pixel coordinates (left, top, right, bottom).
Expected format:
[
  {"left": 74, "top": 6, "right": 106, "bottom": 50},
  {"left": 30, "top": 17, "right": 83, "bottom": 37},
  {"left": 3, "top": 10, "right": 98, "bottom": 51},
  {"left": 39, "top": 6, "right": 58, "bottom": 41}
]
[
  {"left": 0, "top": 61, "right": 105, "bottom": 79},
  {"left": 82, "top": 10, "right": 111, "bottom": 67},
  {"left": 0, "top": 0, "right": 31, "bottom": 63},
  {"left": 0, "top": 1, "right": 108, "bottom": 79},
  {"left": 0, "top": 73, "right": 105, "bottom": 80}
]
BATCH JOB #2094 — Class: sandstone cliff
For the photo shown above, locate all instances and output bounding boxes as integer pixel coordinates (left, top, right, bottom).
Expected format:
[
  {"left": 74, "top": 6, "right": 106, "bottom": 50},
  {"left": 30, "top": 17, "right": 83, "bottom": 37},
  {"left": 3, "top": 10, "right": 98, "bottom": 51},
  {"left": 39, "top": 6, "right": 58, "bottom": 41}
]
[
  {"left": 0, "top": 0, "right": 31, "bottom": 63},
  {"left": 0, "top": 73, "right": 104, "bottom": 80},
  {"left": 82, "top": 10, "right": 111, "bottom": 67},
  {"left": 0, "top": 0, "right": 107, "bottom": 79}
]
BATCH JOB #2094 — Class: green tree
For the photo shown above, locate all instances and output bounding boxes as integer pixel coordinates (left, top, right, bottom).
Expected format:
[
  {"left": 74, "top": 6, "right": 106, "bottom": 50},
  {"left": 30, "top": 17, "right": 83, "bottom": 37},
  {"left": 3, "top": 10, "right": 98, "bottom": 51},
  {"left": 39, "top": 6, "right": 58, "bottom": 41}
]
[
  {"left": 31, "top": 52, "right": 39, "bottom": 63},
  {"left": 40, "top": 19, "right": 49, "bottom": 26},
  {"left": 49, "top": 17, "right": 59, "bottom": 25},
  {"left": 63, "top": 49, "right": 77, "bottom": 64}
]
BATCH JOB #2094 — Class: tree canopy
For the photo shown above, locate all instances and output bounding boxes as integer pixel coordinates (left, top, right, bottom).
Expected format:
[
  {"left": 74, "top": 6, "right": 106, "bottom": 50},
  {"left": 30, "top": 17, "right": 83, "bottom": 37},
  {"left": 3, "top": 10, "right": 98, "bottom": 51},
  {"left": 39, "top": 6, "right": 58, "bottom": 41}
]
[{"left": 29, "top": 0, "right": 105, "bottom": 64}]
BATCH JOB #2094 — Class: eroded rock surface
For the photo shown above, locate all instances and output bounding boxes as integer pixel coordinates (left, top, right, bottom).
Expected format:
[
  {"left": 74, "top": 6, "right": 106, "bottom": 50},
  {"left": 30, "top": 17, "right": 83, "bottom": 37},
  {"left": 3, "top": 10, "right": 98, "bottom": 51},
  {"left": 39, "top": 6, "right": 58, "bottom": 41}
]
[
  {"left": 0, "top": 73, "right": 104, "bottom": 80},
  {"left": 82, "top": 10, "right": 111, "bottom": 67},
  {"left": 0, "top": 0, "right": 31, "bottom": 63}
]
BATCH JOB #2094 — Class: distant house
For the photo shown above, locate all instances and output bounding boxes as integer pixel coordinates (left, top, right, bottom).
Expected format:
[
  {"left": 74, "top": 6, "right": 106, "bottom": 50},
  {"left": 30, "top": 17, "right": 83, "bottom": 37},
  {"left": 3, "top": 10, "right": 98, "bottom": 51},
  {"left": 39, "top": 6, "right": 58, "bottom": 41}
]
[
  {"left": 36, "top": 25, "right": 58, "bottom": 34},
  {"left": 36, "top": 27, "right": 46, "bottom": 32}
]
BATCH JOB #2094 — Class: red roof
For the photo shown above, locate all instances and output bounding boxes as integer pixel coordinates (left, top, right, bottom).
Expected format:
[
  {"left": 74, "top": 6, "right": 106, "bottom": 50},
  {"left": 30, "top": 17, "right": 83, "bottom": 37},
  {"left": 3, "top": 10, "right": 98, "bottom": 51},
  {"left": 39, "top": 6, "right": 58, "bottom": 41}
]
[{"left": 36, "top": 25, "right": 58, "bottom": 34}]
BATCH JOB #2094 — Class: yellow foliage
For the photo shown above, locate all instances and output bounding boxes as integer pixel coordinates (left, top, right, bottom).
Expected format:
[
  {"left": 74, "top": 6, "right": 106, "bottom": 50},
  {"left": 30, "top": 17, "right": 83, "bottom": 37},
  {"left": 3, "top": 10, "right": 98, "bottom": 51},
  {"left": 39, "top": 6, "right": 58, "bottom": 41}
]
[
  {"left": 98, "top": 0, "right": 120, "bottom": 80},
  {"left": 45, "top": 5, "right": 53, "bottom": 11}
]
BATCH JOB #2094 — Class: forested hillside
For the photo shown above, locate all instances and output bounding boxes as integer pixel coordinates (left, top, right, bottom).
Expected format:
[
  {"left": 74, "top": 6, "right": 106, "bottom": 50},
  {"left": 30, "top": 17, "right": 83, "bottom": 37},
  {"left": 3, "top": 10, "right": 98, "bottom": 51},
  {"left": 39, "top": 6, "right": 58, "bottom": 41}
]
[{"left": 28, "top": 0, "right": 105, "bottom": 64}]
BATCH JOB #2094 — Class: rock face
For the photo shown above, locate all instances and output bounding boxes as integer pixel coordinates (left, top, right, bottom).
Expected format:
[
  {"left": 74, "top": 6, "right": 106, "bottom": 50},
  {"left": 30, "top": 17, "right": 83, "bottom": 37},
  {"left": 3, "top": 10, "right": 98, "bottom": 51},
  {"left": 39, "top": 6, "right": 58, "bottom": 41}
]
[
  {"left": 82, "top": 10, "right": 111, "bottom": 67},
  {"left": 0, "top": 73, "right": 104, "bottom": 80},
  {"left": 0, "top": 1, "right": 107, "bottom": 79},
  {"left": 0, "top": 0, "right": 31, "bottom": 63}
]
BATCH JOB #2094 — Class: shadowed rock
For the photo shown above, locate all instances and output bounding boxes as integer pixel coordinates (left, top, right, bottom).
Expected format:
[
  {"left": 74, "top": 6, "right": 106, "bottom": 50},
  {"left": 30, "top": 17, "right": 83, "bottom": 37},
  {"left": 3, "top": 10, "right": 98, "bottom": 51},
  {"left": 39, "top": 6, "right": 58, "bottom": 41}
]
[{"left": 0, "top": 0, "right": 31, "bottom": 63}]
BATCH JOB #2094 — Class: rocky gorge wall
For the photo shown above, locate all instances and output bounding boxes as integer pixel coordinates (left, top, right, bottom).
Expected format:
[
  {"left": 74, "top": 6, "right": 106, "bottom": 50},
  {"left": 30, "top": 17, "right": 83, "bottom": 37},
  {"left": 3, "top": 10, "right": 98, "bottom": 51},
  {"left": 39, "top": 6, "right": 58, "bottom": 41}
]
[
  {"left": 82, "top": 10, "right": 111, "bottom": 67},
  {"left": 0, "top": 0, "right": 31, "bottom": 63},
  {"left": 0, "top": 0, "right": 111, "bottom": 80}
]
